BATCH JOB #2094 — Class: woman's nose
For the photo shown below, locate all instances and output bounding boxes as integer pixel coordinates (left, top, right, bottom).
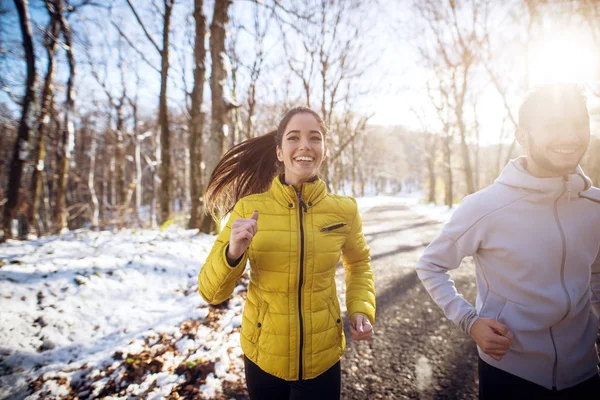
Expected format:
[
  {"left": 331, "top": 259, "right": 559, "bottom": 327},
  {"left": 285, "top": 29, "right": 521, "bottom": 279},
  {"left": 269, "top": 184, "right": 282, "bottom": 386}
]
[{"left": 299, "top": 137, "right": 310, "bottom": 149}]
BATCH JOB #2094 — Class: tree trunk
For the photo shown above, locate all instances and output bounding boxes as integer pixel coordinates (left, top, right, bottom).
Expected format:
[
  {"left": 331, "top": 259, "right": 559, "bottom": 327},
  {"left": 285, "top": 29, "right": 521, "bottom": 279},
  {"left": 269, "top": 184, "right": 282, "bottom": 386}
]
[
  {"left": 30, "top": 6, "right": 60, "bottom": 237},
  {"left": 444, "top": 134, "right": 453, "bottom": 208},
  {"left": 427, "top": 157, "right": 436, "bottom": 204},
  {"left": 52, "top": 0, "right": 76, "bottom": 234},
  {"left": 115, "top": 107, "right": 126, "bottom": 228},
  {"left": 108, "top": 141, "right": 115, "bottom": 210},
  {"left": 189, "top": 0, "right": 207, "bottom": 229},
  {"left": 41, "top": 170, "right": 50, "bottom": 233},
  {"left": 151, "top": 127, "right": 160, "bottom": 229},
  {"left": 99, "top": 139, "right": 106, "bottom": 229},
  {"left": 456, "top": 112, "right": 474, "bottom": 195},
  {"left": 320, "top": 57, "right": 331, "bottom": 192},
  {"left": 131, "top": 100, "right": 142, "bottom": 227},
  {"left": 88, "top": 122, "right": 99, "bottom": 229},
  {"left": 200, "top": 0, "right": 232, "bottom": 234},
  {"left": 246, "top": 84, "right": 256, "bottom": 139},
  {"left": 158, "top": 0, "right": 175, "bottom": 224},
  {"left": 3, "top": 0, "right": 36, "bottom": 241}
]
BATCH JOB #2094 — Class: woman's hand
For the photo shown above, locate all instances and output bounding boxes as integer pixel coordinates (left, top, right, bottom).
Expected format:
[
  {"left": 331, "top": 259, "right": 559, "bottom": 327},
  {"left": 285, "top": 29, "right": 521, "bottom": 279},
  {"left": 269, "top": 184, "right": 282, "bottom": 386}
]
[
  {"left": 350, "top": 313, "right": 374, "bottom": 340},
  {"left": 226, "top": 210, "right": 259, "bottom": 265}
]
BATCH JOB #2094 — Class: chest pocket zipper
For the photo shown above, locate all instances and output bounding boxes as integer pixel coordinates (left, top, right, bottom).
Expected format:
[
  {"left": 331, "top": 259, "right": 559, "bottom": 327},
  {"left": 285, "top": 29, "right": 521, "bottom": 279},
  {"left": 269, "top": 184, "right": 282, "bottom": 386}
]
[{"left": 321, "top": 223, "right": 347, "bottom": 232}]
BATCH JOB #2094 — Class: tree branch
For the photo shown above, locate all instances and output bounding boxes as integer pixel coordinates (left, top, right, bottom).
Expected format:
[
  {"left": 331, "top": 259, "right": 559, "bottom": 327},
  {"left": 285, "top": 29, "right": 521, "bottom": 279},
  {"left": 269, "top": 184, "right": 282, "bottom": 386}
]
[
  {"left": 111, "top": 20, "right": 161, "bottom": 73},
  {"left": 125, "top": 0, "right": 162, "bottom": 54}
]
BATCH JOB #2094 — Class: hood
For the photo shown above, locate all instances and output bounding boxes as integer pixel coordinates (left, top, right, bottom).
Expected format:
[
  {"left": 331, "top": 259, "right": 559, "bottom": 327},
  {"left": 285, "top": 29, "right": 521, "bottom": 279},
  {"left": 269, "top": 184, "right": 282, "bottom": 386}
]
[{"left": 495, "top": 156, "right": 592, "bottom": 195}]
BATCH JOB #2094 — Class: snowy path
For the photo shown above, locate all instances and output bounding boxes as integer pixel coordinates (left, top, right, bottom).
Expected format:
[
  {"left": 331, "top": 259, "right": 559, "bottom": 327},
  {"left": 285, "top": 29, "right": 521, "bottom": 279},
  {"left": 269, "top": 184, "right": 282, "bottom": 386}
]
[{"left": 338, "top": 201, "right": 480, "bottom": 399}]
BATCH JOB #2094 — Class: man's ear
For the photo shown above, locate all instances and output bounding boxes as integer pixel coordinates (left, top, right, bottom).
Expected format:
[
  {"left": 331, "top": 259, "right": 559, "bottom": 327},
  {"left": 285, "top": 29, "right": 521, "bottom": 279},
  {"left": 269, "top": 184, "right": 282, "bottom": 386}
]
[{"left": 515, "top": 127, "right": 529, "bottom": 149}]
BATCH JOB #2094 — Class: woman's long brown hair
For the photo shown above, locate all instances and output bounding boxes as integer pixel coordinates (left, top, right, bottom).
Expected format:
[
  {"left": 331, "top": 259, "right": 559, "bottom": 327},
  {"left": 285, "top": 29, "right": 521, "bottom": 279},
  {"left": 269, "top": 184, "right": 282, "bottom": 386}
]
[{"left": 205, "top": 107, "right": 327, "bottom": 220}]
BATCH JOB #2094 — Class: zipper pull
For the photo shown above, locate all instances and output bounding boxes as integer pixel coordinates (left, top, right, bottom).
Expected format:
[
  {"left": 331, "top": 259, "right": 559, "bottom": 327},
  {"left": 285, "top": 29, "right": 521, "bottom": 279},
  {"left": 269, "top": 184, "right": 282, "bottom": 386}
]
[{"left": 295, "top": 187, "right": 307, "bottom": 213}]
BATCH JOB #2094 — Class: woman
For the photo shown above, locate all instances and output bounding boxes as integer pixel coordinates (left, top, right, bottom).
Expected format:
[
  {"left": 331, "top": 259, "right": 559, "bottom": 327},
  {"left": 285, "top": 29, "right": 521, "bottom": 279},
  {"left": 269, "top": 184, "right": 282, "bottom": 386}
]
[{"left": 198, "top": 107, "right": 376, "bottom": 399}]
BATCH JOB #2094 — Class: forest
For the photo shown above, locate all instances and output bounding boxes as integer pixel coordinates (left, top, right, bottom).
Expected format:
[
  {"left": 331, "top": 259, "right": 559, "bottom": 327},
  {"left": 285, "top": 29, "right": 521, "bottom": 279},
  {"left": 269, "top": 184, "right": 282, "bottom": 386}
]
[{"left": 1, "top": 0, "right": 599, "bottom": 240}]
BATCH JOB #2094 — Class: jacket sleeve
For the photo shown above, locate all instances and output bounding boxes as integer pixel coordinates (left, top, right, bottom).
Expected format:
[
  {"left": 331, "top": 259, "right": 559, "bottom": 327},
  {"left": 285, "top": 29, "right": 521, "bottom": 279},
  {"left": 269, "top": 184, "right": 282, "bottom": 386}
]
[
  {"left": 591, "top": 246, "right": 600, "bottom": 318},
  {"left": 341, "top": 199, "right": 376, "bottom": 324},
  {"left": 416, "top": 198, "right": 483, "bottom": 336},
  {"left": 198, "top": 200, "right": 249, "bottom": 304}
]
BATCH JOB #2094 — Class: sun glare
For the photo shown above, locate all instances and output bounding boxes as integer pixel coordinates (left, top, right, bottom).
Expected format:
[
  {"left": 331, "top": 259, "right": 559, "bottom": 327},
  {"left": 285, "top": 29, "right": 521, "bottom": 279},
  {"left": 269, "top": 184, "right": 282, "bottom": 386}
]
[{"left": 528, "top": 29, "right": 599, "bottom": 86}]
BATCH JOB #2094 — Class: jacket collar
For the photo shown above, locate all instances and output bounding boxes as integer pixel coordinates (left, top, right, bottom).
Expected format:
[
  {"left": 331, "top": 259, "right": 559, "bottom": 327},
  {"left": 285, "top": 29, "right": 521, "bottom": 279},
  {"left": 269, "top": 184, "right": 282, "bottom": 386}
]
[
  {"left": 496, "top": 156, "right": 591, "bottom": 195},
  {"left": 270, "top": 174, "right": 327, "bottom": 210}
]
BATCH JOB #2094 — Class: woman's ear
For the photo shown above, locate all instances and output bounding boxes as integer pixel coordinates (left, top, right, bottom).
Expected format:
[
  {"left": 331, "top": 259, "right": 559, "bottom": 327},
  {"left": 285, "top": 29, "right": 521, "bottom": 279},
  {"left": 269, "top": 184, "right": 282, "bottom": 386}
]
[{"left": 276, "top": 146, "right": 283, "bottom": 162}]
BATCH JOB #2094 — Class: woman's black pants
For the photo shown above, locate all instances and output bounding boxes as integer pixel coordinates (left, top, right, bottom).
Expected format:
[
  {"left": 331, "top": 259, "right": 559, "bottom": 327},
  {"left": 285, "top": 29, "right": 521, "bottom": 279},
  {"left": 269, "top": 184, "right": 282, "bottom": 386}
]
[{"left": 244, "top": 355, "right": 341, "bottom": 400}]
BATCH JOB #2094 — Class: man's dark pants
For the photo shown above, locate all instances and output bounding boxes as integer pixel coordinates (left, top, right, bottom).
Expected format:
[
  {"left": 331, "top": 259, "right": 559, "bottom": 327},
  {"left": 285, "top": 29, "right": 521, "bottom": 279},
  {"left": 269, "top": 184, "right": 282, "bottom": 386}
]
[{"left": 479, "top": 357, "right": 600, "bottom": 400}]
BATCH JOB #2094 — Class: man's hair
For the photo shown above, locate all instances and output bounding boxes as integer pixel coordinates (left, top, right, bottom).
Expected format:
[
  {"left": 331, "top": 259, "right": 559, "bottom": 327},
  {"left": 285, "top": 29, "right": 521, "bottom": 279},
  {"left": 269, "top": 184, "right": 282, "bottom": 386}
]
[{"left": 518, "top": 83, "right": 588, "bottom": 130}]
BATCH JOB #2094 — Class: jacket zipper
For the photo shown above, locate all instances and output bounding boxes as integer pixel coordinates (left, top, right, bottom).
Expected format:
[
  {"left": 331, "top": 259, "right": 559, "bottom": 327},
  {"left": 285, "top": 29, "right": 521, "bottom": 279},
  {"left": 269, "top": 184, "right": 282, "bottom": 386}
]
[
  {"left": 296, "top": 186, "right": 307, "bottom": 380},
  {"left": 550, "top": 181, "right": 571, "bottom": 389}
]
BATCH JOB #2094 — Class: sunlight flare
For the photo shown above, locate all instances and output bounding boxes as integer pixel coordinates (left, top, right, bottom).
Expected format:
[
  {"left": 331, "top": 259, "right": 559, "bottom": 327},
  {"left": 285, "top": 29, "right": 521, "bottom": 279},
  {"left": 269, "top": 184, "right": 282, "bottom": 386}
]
[{"left": 528, "top": 29, "right": 599, "bottom": 86}]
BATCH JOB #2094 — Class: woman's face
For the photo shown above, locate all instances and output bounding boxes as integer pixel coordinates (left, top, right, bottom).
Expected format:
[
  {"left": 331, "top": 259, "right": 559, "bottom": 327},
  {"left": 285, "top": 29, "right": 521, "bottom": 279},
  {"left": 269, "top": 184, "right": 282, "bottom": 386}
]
[{"left": 277, "top": 113, "right": 326, "bottom": 186}]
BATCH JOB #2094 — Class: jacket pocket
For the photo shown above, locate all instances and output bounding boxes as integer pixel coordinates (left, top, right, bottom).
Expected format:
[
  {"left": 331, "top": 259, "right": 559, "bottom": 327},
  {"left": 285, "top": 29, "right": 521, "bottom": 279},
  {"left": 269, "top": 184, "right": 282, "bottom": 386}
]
[
  {"left": 328, "top": 299, "right": 343, "bottom": 335},
  {"left": 252, "top": 299, "right": 269, "bottom": 344},
  {"left": 480, "top": 290, "right": 507, "bottom": 321},
  {"left": 320, "top": 222, "right": 347, "bottom": 232}
]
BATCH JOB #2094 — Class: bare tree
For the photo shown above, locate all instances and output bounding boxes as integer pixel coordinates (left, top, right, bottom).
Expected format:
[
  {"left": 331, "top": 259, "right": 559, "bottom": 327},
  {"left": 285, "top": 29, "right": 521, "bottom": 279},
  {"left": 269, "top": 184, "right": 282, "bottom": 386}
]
[
  {"left": 279, "top": 6, "right": 317, "bottom": 108},
  {"left": 188, "top": 0, "right": 207, "bottom": 229},
  {"left": 425, "top": 78, "right": 455, "bottom": 207},
  {"left": 412, "top": 107, "right": 440, "bottom": 204},
  {"left": 86, "top": 37, "right": 131, "bottom": 228},
  {"left": 27, "top": 0, "right": 61, "bottom": 237},
  {"left": 413, "top": 0, "right": 489, "bottom": 196},
  {"left": 117, "top": 0, "right": 175, "bottom": 224},
  {"left": 200, "top": 0, "right": 235, "bottom": 234},
  {"left": 52, "top": 0, "right": 76, "bottom": 234},
  {"left": 278, "top": 0, "right": 377, "bottom": 191},
  {"left": 3, "top": 0, "right": 36, "bottom": 240},
  {"left": 127, "top": 71, "right": 144, "bottom": 227},
  {"left": 244, "top": 4, "right": 273, "bottom": 140}
]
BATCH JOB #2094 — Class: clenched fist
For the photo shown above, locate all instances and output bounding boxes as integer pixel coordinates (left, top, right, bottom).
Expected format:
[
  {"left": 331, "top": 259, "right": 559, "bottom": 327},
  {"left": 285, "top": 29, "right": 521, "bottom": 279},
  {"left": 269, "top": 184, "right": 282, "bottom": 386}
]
[
  {"left": 350, "top": 313, "right": 374, "bottom": 341},
  {"left": 226, "top": 210, "right": 259, "bottom": 265},
  {"left": 470, "top": 317, "right": 513, "bottom": 361}
]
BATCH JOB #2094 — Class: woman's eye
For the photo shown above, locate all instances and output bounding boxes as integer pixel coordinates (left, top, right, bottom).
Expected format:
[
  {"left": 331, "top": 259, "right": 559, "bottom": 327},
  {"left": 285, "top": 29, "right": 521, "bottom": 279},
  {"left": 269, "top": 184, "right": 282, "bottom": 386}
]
[
  {"left": 311, "top": 136, "right": 322, "bottom": 141},
  {"left": 287, "top": 136, "right": 298, "bottom": 140}
]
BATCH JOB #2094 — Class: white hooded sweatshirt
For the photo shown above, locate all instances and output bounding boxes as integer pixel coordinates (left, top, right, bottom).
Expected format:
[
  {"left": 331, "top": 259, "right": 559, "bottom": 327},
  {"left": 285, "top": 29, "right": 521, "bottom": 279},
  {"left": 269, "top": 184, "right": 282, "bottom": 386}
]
[{"left": 416, "top": 157, "right": 600, "bottom": 390}]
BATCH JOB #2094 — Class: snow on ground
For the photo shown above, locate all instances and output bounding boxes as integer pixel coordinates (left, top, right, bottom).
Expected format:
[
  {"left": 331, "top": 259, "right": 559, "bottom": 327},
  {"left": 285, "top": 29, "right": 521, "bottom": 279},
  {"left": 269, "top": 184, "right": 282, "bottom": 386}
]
[
  {"left": 0, "top": 194, "right": 454, "bottom": 400},
  {"left": 356, "top": 192, "right": 455, "bottom": 223},
  {"left": 0, "top": 228, "right": 246, "bottom": 400}
]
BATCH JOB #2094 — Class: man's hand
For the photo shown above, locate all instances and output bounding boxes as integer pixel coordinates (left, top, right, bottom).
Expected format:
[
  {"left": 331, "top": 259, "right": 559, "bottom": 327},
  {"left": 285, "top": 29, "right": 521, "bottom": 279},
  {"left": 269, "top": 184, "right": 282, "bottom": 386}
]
[
  {"left": 470, "top": 317, "right": 513, "bottom": 361},
  {"left": 350, "top": 313, "right": 374, "bottom": 341},
  {"left": 226, "top": 210, "right": 259, "bottom": 265}
]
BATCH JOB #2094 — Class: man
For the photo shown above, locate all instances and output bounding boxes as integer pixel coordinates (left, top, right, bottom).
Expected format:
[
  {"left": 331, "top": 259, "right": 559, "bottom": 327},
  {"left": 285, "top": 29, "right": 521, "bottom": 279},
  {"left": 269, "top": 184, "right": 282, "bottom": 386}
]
[{"left": 416, "top": 83, "right": 600, "bottom": 399}]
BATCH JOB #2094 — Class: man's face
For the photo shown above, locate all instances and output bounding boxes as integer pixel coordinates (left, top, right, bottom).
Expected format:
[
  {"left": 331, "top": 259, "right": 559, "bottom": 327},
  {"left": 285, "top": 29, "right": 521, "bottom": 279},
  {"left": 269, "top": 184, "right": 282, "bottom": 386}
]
[{"left": 526, "top": 104, "right": 590, "bottom": 176}]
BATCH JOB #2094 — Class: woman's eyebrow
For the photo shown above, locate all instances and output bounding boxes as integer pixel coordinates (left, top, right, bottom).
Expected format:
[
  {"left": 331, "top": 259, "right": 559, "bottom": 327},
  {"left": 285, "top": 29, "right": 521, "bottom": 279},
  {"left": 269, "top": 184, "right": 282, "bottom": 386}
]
[{"left": 285, "top": 130, "right": 323, "bottom": 136}]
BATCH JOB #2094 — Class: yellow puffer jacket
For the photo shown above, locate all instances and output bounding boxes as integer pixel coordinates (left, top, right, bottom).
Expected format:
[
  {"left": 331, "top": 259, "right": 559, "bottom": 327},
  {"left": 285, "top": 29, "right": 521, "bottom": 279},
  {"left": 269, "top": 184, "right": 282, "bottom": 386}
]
[{"left": 198, "top": 175, "right": 376, "bottom": 381}]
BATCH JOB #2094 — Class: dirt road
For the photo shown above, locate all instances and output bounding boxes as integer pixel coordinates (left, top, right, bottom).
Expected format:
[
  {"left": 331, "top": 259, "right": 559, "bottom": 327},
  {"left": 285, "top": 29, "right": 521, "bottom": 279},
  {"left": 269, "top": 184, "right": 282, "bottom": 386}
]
[{"left": 337, "top": 202, "right": 479, "bottom": 400}]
